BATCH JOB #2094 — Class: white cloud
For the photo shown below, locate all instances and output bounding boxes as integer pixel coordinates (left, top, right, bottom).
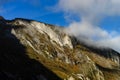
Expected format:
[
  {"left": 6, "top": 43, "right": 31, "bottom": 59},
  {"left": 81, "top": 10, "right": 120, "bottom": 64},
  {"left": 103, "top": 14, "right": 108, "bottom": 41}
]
[
  {"left": 96, "top": 37, "right": 120, "bottom": 52},
  {"left": 66, "top": 21, "right": 109, "bottom": 39},
  {"left": 57, "top": 0, "right": 120, "bottom": 52},
  {"left": 58, "top": 0, "right": 120, "bottom": 15}
]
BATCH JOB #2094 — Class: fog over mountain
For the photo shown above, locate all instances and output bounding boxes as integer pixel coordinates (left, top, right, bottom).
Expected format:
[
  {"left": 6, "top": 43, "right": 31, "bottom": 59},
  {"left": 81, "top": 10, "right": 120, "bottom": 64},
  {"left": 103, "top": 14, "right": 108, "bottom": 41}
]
[
  {"left": 0, "top": 17, "right": 120, "bottom": 80},
  {"left": 57, "top": 0, "right": 120, "bottom": 52},
  {"left": 0, "top": 0, "right": 120, "bottom": 80}
]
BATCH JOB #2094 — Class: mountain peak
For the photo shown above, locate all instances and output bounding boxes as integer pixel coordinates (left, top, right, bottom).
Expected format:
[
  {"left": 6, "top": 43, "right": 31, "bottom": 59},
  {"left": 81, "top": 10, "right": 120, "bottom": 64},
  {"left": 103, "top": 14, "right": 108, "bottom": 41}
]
[{"left": 0, "top": 18, "right": 120, "bottom": 80}]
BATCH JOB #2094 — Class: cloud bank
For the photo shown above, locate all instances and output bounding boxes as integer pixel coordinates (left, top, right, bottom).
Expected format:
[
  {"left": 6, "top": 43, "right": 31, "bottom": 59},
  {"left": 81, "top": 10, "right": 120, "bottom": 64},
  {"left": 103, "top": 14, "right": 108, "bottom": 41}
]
[{"left": 57, "top": 0, "right": 120, "bottom": 52}]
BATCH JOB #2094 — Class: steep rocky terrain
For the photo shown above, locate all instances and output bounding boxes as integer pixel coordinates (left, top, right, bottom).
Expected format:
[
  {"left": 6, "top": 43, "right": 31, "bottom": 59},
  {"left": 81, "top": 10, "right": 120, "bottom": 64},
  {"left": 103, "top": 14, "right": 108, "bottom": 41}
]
[{"left": 0, "top": 17, "right": 120, "bottom": 80}]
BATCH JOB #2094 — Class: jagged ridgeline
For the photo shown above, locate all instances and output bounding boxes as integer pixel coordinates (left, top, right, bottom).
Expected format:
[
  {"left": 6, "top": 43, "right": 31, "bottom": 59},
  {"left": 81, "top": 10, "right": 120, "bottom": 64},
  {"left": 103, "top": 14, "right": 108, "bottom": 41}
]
[{"left": 0, "top": 17, "right": 120, "bottom": 80}]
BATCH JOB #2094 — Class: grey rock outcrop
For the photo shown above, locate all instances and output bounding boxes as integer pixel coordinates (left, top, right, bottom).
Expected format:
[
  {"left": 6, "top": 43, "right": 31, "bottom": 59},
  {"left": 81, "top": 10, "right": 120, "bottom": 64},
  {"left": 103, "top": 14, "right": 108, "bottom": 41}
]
[{"left": 0, "top": 18, "right": 120, "bottom": 80}]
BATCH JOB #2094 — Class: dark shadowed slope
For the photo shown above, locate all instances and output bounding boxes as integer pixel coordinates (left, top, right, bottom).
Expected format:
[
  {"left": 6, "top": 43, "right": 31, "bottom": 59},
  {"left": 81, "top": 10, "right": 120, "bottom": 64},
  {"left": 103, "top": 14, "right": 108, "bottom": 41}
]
[
  {"left": 0, "top": 19, "right": 61, "bottom": 80},
  {"left": 0, "top": 17, "right": 120, "bottom": 80}
]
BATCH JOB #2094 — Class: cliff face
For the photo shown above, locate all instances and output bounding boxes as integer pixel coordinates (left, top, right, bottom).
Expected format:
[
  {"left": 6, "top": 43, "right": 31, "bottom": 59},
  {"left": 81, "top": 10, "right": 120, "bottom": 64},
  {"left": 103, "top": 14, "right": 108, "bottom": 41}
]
[{"left": 0, "top": 18, "right": 120, "bottom": 80}]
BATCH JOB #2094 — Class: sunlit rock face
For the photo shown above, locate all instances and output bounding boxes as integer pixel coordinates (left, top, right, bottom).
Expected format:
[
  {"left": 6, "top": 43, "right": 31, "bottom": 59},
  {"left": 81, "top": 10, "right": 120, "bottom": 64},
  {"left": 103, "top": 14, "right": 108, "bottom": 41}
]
[{"left": 0, "top": 17, "right": 120, "bottom": 80}]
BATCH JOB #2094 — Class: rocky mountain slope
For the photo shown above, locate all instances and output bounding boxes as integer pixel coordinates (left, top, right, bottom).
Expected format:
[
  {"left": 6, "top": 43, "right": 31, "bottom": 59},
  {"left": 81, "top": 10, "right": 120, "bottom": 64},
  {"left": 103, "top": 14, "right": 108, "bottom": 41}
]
[{"left": 0, "top": 17, "right": 120, "bottom": 80}]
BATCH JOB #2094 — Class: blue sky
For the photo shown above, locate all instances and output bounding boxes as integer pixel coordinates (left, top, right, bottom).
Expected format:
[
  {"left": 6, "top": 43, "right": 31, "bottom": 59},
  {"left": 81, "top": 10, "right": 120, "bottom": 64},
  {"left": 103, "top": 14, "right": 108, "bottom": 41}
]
[
  {"left": 100, "top": 16, "right": 120, "bottom": 32},
  {"left": 0, "top": 0, "right": 67, "bottom": 26},
  {"left": 1, "top": 0, "right": 120, "bottom": 51},
  {"left": 0, "top": 0, "right": 120, "bottom": 31}
]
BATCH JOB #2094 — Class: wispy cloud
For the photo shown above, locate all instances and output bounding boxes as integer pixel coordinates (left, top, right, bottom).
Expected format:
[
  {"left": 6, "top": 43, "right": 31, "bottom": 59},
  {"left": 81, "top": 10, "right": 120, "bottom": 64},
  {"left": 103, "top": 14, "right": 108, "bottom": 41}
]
[{"left": 57, "top": 0, "right": 120, "bottom": 52}]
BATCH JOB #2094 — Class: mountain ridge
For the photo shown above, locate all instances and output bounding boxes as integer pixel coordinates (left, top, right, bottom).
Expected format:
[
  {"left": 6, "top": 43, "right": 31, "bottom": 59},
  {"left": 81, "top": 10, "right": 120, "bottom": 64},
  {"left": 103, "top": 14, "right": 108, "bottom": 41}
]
[{"left": 0, "top": 17, "right": 120, "bottom": 80}]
